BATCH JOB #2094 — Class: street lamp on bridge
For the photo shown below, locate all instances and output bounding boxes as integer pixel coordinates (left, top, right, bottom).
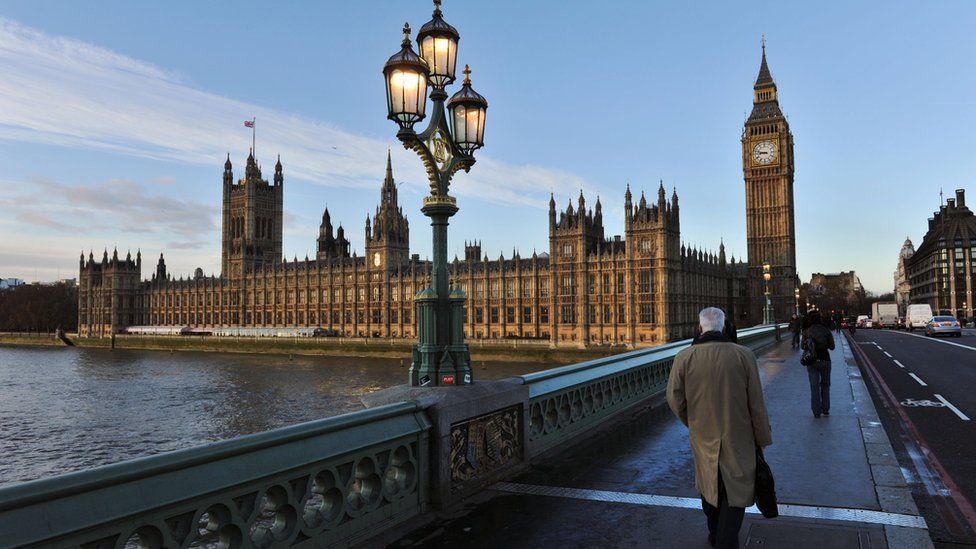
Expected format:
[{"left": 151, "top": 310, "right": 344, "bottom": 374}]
[
  {"left": 383, "top": 0, "right": 488, "bottom": 387},
  {"left": 794, "top": 287, "right": 800, "bottom": 316},
  {"left": 762, "top": 261, "right": 773, "bottom": 324}
]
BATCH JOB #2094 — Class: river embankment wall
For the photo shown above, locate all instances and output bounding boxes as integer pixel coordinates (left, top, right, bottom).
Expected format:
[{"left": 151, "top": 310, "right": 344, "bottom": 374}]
[{"left": 0, "top": 332, "right": 623, "bottom": 363}]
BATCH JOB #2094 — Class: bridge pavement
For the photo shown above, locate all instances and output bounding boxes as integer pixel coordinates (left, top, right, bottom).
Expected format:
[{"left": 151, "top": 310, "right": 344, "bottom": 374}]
[{"left": 381, "top": 336, "right": 931, "bottom": 548}]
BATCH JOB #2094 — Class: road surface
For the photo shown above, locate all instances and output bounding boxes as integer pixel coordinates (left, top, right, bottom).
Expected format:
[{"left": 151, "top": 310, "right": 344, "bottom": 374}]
[{"left": 850, "top": 328, "right": 976, "bottom": 547}]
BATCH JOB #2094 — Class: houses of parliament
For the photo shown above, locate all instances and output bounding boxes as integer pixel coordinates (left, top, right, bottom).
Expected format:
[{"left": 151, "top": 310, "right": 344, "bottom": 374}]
[{"left": 78, "top": 47, "right": 799, "bottom": 346}]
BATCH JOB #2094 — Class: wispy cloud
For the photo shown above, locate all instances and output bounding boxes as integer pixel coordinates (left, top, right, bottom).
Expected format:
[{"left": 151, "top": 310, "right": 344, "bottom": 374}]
[
  {"left": 0, "top": 16, "right": 596, "bottom": 207},
  {"left": 0, "top": 175, "right": 215, "bottom": 243}
]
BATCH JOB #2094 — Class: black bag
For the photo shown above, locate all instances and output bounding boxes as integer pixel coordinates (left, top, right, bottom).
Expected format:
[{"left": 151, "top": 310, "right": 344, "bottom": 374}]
[
  {"left": 800, "top": 328, "right": 823, "bottom": 366},
  {"left": 800, "top": 347, "right": 816, "bottom": 366},
  {"left": 755, "top": 446, "right": 778, "bottom": 518}
]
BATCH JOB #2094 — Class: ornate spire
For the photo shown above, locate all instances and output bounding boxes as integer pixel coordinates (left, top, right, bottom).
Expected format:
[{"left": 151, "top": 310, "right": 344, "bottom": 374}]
[
  {"left": 755, "top": 36, "right": 773, "bottom": 87},
  {"left": 382, "top": 149, "right": 396, "bottom": 205}
]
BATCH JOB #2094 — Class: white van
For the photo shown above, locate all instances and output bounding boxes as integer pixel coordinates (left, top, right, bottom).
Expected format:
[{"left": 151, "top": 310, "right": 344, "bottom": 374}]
[{"left": 905, "top": 304, "right": 934, "bottom": 332}]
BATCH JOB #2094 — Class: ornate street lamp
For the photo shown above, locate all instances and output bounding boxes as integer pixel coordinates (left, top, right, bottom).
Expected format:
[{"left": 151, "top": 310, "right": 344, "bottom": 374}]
[
  {"left": 794, "top": 287, "right": 800, "bottom": 316},
  {"left": 383, "top": 0, "right": 488, "bottom": 387},
  {"left": 384, "top": 24, "right": 430, "bottom": 128},
  {"left": 762, "top": 262, "right": 773, "bottom": 324}
]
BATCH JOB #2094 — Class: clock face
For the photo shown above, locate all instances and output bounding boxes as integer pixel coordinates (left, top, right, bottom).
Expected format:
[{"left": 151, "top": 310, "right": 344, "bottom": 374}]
[
  {"left": 752, "top": 140, "right": 777, "bottom": 165},
  {"left": 373, "top": 252, "right": 381, "bottom": 267}
]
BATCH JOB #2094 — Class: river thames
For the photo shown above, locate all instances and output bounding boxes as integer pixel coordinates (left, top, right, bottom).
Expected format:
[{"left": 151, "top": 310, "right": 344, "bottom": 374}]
[{"left": 0, "top": 346, "right": 550, "bottom": 486}]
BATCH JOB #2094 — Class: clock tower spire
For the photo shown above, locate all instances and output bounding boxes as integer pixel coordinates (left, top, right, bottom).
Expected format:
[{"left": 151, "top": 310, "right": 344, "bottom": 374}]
[{"left": 742, "top": 40, "right": 797, "bottom": 324}]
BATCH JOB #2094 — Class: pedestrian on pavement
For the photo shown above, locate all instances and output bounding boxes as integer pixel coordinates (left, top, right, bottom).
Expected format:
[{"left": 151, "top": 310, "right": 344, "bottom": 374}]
[
  {"left": 667, "top": 307, "right": 773, "bottom": 549},
  {"left": 802, "top": 310, "right": 835, "bottom": 418},
  {"left": 788, "top": 314, "right": 802, "bottom": 348}
]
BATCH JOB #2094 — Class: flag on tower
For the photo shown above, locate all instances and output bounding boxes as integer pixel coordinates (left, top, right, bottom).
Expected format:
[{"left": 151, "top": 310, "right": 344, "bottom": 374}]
[{"left": 244, "top": 120, "right": 254, "bottom": 128}]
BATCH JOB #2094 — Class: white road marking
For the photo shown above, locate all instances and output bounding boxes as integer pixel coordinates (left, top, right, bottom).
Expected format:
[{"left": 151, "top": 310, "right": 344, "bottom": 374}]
[
  {"left": 883, "top": 351, "right": 893, "bottom": 358},
  {"left": 934, "top": 394, "right": 971, "bottom": 421},
  {"left": 492, "top": 482, "right": 928, "bottom": 529},
  {"left": 893, "top": 360, "right": 905, "bottom": 368},
  {"left": 908, "top": 373, "right": 928, "bottom": 386},
  {"left": 877, "top": 346, "right": 884, "bottom": 351},
  {"left": 894, "top": 331, "right": 976, "bottom": 351}
]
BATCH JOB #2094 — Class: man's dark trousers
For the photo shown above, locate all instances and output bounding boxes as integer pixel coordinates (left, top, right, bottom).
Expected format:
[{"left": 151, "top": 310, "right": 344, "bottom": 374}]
[
  {"left": 807, "top": 360, "right": 831, "bottom": 415},
  {"left": 701, "top": 473, "right": 745, "bottom": 548},
  {"left": 791, "top": 330, "right": 801, "bottom": 347}
]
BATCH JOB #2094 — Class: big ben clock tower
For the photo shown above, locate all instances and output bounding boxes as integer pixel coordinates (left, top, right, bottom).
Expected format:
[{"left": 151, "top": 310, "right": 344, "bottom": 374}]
[{"left": 743, "top": 41, "right": 798, "bottom": 323}]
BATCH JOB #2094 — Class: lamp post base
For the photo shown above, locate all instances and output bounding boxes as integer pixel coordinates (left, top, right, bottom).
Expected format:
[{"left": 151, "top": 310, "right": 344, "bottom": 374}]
[
  {"left": 409, "top": 343, "right": 472, "bottom": 387},
  {"left": 407, "top": 200, "right": 472, "bottom": 387}
]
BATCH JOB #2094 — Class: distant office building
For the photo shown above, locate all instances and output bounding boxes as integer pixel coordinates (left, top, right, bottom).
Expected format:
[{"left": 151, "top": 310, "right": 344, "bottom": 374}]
[
  {"left": 905, "top": 189, "right": 975, "bottom": 319},
  {"left": 808, "top": 271, "right": 865, "bottom": 312},
  {"left": 894, "top": 238, "right": 915, "bottom": 311},
  {"left": 0, "top": 278, "right": 25, "bottom": 290},
  {"left": 78, "top": 46, "right": 799, "bottom": 344}
]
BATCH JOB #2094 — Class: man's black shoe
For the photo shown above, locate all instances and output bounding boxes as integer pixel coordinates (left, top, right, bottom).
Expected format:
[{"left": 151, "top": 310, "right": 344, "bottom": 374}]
[
  {"left": 814, "top": 413, "right": 821, "bottom": 418},
  {"left": 823, "top": 411, "right": 829, "bottom": 416}
]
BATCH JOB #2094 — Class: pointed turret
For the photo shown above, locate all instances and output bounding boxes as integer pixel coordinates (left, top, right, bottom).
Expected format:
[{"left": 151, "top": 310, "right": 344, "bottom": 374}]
[
  {"left": 274, "top": 155, "right": 283, "bottom": 186},
  {"left": 549, "top": 192, "right": 557, "bottom": 228},
  {"left": 624, "top": 183, "right": 633, "bottom": 228},
  {"left": 223, "top": 153, "right": 233, "bottom": 187}
]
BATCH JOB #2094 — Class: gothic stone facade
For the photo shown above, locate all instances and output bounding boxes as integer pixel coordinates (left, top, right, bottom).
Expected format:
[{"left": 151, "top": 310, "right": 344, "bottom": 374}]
[{"left": 79, "top": 48, "right": 793, "bottom": 344}]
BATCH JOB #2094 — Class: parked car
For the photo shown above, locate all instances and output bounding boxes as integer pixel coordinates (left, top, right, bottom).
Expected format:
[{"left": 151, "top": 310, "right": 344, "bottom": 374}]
[
  {"left": 906, "top": 304, "right": 934, "bottom": 332},
  {"left": 925, "top": 316, "right": 962, "bottom": 338},
  {"left": 863, "top": 318, "right": 874, "bottom": 329}
]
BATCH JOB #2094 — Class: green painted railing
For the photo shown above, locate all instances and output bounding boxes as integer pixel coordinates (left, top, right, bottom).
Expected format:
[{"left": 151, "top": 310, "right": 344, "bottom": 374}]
[
  {"left": 0, "top": 402, "right": 430, "bottom": 549},
  {"left": 521, "top": 324, "right": 783, "bottom": 455},
  {"left": 0, "top": 324, "right": 783, "bottom": 548}
]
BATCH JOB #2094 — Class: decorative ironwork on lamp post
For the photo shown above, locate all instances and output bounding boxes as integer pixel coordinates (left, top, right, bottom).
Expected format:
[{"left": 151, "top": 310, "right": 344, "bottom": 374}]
[
  {"left": 383, "top": 0, "right": 488, "bottom": 387},
  {"left": 762, "top": 262, "right": 773, "bottom": 324}
]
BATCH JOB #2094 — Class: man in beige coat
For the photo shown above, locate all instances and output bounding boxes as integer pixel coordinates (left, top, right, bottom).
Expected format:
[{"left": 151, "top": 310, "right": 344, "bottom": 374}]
[{"left": 667, "top": 307, "right": 772, "bottom": 548}]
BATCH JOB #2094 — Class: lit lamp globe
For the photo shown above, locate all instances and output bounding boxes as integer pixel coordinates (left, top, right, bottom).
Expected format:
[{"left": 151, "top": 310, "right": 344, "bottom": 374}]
[
  {"left": 384, "top": 23, "right": 430, "bottom": 128},
  {"left": 416, "top": 0, "right": 460, "bottom": 89},
  {"left": 762, "top": 262, "right": 771, "bottom": 282},
  {"left": 447, "top": 65, "right": 488, "bottom": 155}
]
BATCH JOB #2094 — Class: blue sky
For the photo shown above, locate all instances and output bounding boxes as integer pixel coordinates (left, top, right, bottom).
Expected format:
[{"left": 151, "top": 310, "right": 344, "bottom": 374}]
[{"left": 0, "top": 1, "right": 974, "bottom": 294}]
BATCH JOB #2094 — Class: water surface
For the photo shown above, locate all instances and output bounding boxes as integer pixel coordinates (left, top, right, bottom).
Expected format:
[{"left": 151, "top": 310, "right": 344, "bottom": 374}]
[{"left": 0, "top": 346, "right": 551, "bottom": 486}]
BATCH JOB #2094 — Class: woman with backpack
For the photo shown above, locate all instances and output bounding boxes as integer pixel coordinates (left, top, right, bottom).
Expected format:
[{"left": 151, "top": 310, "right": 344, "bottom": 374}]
[{"left": 801, "top": 311, "right": 836, "bottom": 418}]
